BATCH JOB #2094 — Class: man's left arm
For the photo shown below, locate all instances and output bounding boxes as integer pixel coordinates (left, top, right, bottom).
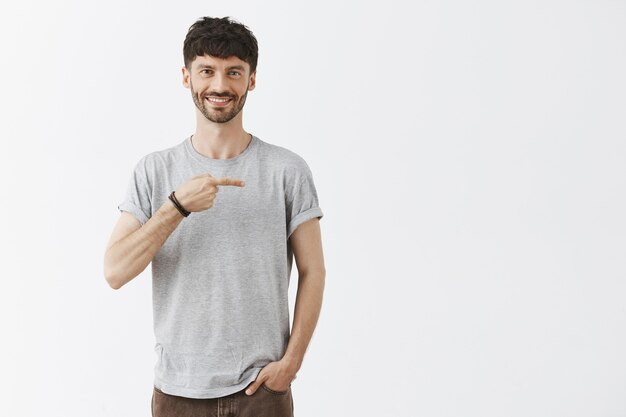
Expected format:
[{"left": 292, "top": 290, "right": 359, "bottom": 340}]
[
  {"left": 282, "top": 217, "right": 326, "bottom": 373},
  {"left": 245, "top": 217, "right": 325, "bottom": 395}
]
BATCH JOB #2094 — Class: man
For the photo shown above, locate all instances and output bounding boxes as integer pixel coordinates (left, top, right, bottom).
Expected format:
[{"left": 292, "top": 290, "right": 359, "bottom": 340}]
[{"left": 103, "top": 16, "right": 325, "bottom": 417}]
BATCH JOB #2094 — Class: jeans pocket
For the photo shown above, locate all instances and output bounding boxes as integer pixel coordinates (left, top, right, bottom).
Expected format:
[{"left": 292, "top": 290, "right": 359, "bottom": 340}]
[{"left": 261, "top": 383, "right": 290, "bottom": 396}]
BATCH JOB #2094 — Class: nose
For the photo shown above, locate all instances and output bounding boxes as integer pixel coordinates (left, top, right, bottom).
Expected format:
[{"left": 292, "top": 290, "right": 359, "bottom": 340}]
[{"left": 210, "top": 72, "right": 230, "bottom": 96}]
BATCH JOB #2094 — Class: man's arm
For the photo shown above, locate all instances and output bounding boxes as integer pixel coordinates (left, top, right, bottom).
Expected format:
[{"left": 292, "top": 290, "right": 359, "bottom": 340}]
[
  {"left": 104, "top": 174, "right": 245, "bottom": 290},
  {"left": 282, "top": 217, "right": 326, "bottom": 372},
  {"left": 104, "top": 201, "right": 184, "bottom": 289}
]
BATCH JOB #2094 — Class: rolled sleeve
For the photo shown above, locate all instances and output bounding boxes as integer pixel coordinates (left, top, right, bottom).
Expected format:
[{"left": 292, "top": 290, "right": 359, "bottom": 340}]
[
  {"left": 286, "top": 167, "right": 323, "bottom": 239},
  {"left": 118, "top": 156, "right": 152, "bottom": 226}
]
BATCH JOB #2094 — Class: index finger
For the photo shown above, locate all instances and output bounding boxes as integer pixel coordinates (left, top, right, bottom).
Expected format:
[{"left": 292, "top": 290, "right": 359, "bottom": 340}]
[{"left": 213, "top": 177, "right": 246, "bottom": 187}]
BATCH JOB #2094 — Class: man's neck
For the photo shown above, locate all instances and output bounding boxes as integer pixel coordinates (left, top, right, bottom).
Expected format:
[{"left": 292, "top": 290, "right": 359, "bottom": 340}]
[{"left": 191, "top": 122, "right": 251, "bottom": 160}]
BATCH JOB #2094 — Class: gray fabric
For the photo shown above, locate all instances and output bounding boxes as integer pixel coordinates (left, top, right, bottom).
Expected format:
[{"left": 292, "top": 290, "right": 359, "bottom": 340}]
[{"left": 117, "top": 134, "right": 323, "bottom": 399}]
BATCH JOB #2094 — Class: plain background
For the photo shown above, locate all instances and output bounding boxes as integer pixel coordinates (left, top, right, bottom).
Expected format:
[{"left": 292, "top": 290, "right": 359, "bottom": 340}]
[{"left": 1, "top": 1, "right": 624, "bottom": 416}]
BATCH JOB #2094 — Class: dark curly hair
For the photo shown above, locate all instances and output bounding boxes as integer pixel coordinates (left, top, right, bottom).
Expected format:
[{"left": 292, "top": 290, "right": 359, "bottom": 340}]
[{"left": 183, "top": 16, "right": 259, "bottom": 74}]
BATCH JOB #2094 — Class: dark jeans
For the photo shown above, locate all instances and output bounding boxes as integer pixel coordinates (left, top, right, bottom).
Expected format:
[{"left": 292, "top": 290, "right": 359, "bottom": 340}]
[{"left": 152, "top": 384, "right": 294, "bottom": 417}]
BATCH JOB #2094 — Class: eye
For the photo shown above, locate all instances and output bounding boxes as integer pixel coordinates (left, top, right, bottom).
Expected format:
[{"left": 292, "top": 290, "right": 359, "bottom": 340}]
[{"left": 229, "top": 71, "right": 241, "bottom": 76}]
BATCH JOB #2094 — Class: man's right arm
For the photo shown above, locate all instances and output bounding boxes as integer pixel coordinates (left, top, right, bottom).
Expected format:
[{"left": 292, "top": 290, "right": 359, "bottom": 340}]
[
  {"left": 104, "top": 172, "right": 245, "bottom": 289},
  {"left": 103, "top": 200, "right": 184, "bottom": 290}
]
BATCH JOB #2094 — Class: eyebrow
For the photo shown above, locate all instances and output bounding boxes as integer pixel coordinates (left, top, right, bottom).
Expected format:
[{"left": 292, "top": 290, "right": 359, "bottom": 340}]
[{"left": 197, "top": 64, "right": 245, "bottom": 71}]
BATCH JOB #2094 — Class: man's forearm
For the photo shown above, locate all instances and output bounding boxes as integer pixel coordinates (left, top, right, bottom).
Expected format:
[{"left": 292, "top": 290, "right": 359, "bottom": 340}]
[
  {"left": 282, "top": 271, "right": 325, "bottom": 372},
  {"left": 105, "top": 201, "right": 184, "bottom": 289}
]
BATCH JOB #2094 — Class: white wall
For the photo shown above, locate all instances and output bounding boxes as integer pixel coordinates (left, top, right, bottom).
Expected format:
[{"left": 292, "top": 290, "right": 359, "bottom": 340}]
[{"left": 0, "top": 1, "right": 624, "bottom": 416}]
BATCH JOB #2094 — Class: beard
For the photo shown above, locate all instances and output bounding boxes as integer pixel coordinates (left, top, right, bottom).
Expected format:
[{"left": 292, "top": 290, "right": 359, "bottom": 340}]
[{"left": 190, "top": 78, "right": 248, "bottom": 124}]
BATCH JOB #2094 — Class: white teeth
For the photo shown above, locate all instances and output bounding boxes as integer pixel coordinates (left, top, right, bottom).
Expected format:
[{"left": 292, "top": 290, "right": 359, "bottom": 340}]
[{"left": 207, "top": 97, "right": 230, "bottom": 102}]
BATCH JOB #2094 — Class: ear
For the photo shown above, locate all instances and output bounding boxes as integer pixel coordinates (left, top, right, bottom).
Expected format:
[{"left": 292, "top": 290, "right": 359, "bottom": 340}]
[
  {"left": 248, "top": 70, "right": 256, "bottom": 91},
  {"left": 182, "top": 66, "right": 190, "bottom": 88}
]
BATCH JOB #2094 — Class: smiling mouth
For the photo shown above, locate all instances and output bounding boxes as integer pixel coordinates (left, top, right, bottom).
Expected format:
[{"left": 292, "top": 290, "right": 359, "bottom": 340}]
[{"left": 205, "top": 96, "right": 233, "bottom": 107}]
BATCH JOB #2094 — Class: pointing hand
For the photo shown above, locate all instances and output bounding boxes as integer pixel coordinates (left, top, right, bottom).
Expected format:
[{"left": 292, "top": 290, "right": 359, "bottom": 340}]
[{"left": 173, "top": 173, "right": 245, "bottom": 213}]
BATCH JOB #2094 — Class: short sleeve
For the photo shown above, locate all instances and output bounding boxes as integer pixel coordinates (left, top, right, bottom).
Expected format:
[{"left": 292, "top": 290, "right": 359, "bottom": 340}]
[
  {"left": 117, "top": 156, "right": 152, "bottom": 226},
  {"left": 286, "top": 162, "right": 324, "bottom": 239}
]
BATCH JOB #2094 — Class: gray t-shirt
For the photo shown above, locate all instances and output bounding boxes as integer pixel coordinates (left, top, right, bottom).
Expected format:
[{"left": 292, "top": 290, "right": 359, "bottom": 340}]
[{"left": 117, "top": 134, "right": 323, "bottom": 399}]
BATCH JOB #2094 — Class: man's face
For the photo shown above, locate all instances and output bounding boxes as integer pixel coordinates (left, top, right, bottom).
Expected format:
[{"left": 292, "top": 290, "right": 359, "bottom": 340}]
[{"left": 183, "top": 54, "right": 256, "bottom": 124}]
